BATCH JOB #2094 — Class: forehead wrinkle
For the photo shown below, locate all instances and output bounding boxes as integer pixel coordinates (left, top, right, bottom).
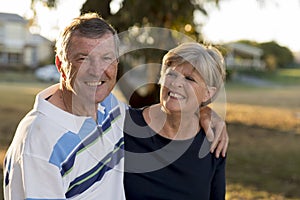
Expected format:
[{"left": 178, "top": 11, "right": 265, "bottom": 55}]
[{"left": 173, "top": 63, "right": 197, "bottom": 76}]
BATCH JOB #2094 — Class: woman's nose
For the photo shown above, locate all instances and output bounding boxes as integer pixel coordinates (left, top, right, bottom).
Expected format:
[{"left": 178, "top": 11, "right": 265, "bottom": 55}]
[{"left": 171, "top": 76, "right": 184, "bottom": 88}]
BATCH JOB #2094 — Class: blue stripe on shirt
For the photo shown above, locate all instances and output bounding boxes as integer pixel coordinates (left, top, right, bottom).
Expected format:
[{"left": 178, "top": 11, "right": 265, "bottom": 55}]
[
  {"left": 97, "top": 93, "right": 119, "bottom": 124},
  {"left": 101, "top": 93, "right": 118, "bottom": 113},
  {"left": 4, "top": 157, "right": 10, "bottom": 186},
  {"left": 49, "top": 107, "right": 121, "bottom": 176},
  {"left": 65, "top": 137, "right": 124, "bottom": 198},
  {"left": 101, "top": 106, "right": 121, "bottom": 132},
  {"left": 49, "top": 118, "right": 96, "bottom": 168},
  {"left": 60, "top": 127, "right": 104, "bottom": 176},
  {"left": 25, "top": 198, "right": 65, "bottom": 200}
]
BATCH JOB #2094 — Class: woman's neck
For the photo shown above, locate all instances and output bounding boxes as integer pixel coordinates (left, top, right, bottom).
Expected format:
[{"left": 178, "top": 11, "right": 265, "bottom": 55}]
[{"left": 143, "top": 104, "right": 200, "bottom": 140}]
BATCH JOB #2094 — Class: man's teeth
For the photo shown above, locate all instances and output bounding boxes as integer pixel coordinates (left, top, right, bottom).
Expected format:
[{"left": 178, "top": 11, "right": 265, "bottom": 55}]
[
  {"left": 169, "top": 92, "right": 184, "bottom": 99},
  {"left": 86, "top": 81, "right": 103, "bottom": 86}
]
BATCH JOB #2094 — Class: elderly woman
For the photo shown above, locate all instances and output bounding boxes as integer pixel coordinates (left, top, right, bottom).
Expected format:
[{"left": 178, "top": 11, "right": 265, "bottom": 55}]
[{"left": 124, "top": 42, "right": 227, "bottom": 200}]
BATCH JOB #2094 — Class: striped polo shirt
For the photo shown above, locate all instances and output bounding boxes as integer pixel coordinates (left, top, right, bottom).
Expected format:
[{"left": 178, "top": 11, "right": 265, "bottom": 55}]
[{"left": 4, "top": 84, "right": 126, "bottom": 200}]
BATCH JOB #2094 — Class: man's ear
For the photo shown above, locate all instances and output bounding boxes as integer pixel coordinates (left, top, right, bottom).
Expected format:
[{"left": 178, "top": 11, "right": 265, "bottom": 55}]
[
  {"left": 203, "top": 86, "right": 217, "bottom": 102},
  {"left": 55, "top": 56, "right": 66, "bottom": 80}
]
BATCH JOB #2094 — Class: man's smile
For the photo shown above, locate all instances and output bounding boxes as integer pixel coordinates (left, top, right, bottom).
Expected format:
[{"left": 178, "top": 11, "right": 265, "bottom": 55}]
[{"left": 85, "top": 81, "right": 105, "bottom": 87}]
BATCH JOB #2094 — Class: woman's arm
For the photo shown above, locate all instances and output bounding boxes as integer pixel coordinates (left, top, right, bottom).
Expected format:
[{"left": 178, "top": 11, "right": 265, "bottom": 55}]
[{"left": 200, "top": 106, "right": 229, "bottom": 158}]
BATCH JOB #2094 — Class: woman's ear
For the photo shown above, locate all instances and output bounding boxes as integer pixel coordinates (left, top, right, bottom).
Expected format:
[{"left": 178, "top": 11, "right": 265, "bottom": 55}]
[
  {"left": 55, "top": 56, "right": 66, "bottom": 80},
  {"left": 203, "top": 86, "right": 217, "bottom": 103}
]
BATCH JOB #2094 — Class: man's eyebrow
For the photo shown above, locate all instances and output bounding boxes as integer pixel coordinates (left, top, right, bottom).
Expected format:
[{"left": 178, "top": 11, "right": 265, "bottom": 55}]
[
  {"left": 102, "top": 51, "right": 115, "bottom": 55},
  {"left": 102, "top": 51, "right": 118, "bottom": 58},
  {"left": 73, "top": 52, "right": 88, "bottom": 57}
]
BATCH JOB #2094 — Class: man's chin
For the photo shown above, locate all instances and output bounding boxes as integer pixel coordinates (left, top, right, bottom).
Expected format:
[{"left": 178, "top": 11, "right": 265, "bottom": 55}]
[{"left": 95, "top": 94, "right": 110, "bottom": 104}]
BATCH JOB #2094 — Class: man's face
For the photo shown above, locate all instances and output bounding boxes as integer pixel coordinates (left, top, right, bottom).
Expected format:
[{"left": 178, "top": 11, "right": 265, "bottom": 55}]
[{"left": 66, "top": 33, "right": 118, "bottom": 105}]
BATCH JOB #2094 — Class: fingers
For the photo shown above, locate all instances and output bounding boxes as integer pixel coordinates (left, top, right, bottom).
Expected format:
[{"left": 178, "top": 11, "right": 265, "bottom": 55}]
[
  {"left": 209, "top": 120, "right": 225, "bottom": 152},
  {"left": 214, "top": 129, "right": 226, "bottom": 158},
  {"left": 211, "top": 122, "right": 229, "bottom": 158},
  {"left": 200, "top": 106, "right": 229, "bottom": 158},
  {"left": 221, "top": 123, "right": 229, "bottom": 157},
  {"left": 221, "top": 135, "right": 229, "bottom": 157}
]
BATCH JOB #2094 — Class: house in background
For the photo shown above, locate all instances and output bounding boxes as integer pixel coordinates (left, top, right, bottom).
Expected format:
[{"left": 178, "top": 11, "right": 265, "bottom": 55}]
[
  {"left": 225, "top": 42, "right": 265, "bottom": 70},
  {"left": 0, "top": 12, "right": 53, "bottom": 69}
]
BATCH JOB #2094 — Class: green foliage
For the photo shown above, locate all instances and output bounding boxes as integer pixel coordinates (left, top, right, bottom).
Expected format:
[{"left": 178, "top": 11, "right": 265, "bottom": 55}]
[
  {"left": 260, "top": 41, "right": 294, "bottom": 68},
  {"left": 33, "top": 0, "right": 219, "bottom": 40},
  {"left": 236, "top": 39, "right": 260, "bottom": 47},
  {"left": 235, "top": 40, "right": 295, "bottom": 70},
  {"left": 80, "top": 0, "right": 215, "bottom": 37},
  {"left": 235, "top": 68, "right": 300, "bottom": 85},
  {"left": 81, "top": 0, "right": 111, "bottom": 18}
]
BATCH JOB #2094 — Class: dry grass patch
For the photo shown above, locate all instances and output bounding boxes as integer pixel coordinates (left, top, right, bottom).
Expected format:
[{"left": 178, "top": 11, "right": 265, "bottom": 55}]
[
  {"left": 1, "top": 80, "right": 300, "bottom": 199},
  {"left": 226, "top": 103, "right": 300, "bottom": 134},
  {"left": 226, "top": 123, "right": 300, "bottom": 199},
  {"left": 226, "top": 183, "right": 299, "bottom": 200},
  {"left": 0, "top": 149, "right": 5, "bottom": 166}
]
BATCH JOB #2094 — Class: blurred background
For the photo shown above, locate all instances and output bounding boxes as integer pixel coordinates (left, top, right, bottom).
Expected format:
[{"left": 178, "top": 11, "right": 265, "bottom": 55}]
[{"left": 0, "top": 0, "right": 299, "bottom": 199}]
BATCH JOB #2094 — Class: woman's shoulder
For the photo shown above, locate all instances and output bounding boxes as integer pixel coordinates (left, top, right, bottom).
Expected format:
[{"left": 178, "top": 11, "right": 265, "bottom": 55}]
[
  {"left": 126, "top": 106, "right": 144, "bottom": 117},
  {"left": 126, "top": 104, "right": 159, "bottom": 117},
  {"left": 125, "top": 106, "right": 148, "bottom": 129}
]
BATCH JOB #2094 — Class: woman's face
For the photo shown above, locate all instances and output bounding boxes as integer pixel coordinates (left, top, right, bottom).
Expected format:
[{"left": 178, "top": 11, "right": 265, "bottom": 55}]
[{"left": 160, "top": 63, "right": 209, "bottom": 114}]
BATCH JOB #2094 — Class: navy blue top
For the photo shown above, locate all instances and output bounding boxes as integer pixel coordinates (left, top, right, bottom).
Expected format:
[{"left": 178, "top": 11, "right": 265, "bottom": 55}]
[{"left": 124, "top": 107, "right": 226, "bottom": 200}]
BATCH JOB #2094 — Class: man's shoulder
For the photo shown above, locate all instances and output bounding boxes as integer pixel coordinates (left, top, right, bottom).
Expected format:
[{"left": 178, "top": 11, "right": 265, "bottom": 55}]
[{"left": 101, "top": 93, "right": 127, "bottom": 109}]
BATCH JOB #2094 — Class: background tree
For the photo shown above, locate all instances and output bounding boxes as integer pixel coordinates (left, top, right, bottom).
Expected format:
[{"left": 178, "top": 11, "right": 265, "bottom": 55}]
[
  {"left": 259, "top": 41, "right": 294, "bottom": 69},
  {"left": 81, "top": 0, "right": 209, "bottom": 36},
  {"left": 235, "top": 40, "right": 294, "bottom": 70},
  {"left": 80, "top": 0, "right": 219, "bottom": 107}
]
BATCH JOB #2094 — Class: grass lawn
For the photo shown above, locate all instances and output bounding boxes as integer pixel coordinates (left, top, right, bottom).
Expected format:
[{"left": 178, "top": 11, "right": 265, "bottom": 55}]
[
  {"left": 236, "top": 68, "right": 300, "bottom": 86},
  {"left": 0, "top": 69, "right": 300, "bottom": 199},
  {"left": 224, "top": 76, "right": 300, "bottom": 199}
]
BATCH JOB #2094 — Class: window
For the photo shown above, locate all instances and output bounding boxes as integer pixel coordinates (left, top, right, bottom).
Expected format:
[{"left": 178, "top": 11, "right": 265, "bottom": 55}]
[{"left": 8, "top": 53, "right": 22, "bottom": 64}]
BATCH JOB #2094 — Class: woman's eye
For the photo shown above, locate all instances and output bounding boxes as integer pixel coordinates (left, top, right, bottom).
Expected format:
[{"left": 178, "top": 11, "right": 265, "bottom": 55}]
[
  {"left": 185, "top": 76, "right": 195, "bottom": 82},
  {"left": 166, "top": 72, "right": 176, "bottom": 77}
]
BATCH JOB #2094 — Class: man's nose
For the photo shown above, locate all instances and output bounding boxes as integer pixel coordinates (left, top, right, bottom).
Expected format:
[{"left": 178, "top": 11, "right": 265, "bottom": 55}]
[{"left": 87, "top": 59, "right": 109, "bottom": 76}]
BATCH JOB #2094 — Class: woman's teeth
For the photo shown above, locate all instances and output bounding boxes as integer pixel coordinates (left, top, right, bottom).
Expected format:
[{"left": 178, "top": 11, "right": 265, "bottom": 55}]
[
  {"left": 86, "top": 81, "right": 103, "bottom": 86},
  {"left": 169, "top": 91, "right": 184, "bottom": 99}
]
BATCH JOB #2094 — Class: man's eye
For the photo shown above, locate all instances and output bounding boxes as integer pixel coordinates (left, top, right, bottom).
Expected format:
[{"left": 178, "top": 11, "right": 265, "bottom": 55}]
[
  {"left": 103, "top": 56, "right": 115, "bottom": 61},
  {"left": 78, "top": 57, "right": 88, "bottom": 62}
]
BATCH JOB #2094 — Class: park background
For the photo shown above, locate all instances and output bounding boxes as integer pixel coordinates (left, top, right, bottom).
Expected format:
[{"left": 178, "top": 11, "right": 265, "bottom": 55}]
[{"left": 1, "top": 0, "right": 300, "bottom": 199}]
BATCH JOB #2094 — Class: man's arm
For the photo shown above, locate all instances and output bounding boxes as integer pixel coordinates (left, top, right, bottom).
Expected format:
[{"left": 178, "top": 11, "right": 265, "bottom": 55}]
[{"left": 200, "top": 106, "right": 229, "bottom": 158}]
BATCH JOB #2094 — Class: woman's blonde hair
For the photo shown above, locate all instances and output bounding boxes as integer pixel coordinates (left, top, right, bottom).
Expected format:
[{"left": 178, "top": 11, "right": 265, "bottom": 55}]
[{"left": 160, "top": 42, "right": 226, "bottom": 106}]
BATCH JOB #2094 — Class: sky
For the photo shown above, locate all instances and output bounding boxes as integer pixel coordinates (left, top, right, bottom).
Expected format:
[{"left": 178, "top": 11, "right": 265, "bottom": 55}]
[
  {"left": 1, "top": 0, "right": 300, "bottom": 52},
  {"left": 201, "top": 0, "right": 300, "bottom": 53}
]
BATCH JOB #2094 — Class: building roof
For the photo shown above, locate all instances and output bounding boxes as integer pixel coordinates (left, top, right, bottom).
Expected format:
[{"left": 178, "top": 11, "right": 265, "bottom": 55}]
[
  {"left": 0, "top": 12, "right": 27, "bottom": 24},
  {"left": 226, "top": 42, "right": 263, "bottom": 56},
  {"left": 28, "top": 34, "right": 53, "bottom": 45}
]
